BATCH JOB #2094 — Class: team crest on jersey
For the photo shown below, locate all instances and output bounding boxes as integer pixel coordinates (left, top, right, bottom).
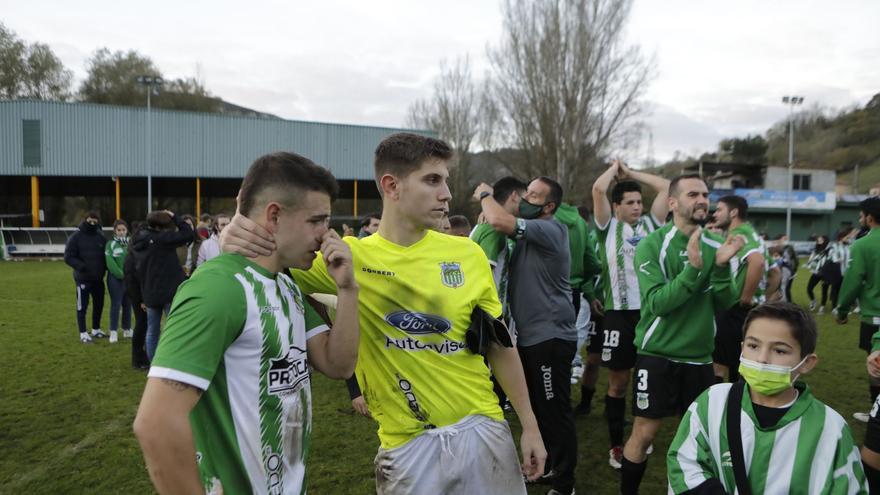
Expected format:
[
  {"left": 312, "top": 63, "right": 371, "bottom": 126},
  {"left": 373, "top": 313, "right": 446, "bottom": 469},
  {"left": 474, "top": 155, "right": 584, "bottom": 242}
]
[
  {"left": 267, "top": 345, "right": 309, "bottom": 397},
  {"left": 601, "top": 349, "right": 612, "bottom": 362},
  {"left": 439, "top": 262, "right": 464, "bottom": 288},
  {"left": 636, "top": 392, "right": 649, "bottom": 410},
  {"left": 626, "top": 235, "right": 644, "bottom": 247}
]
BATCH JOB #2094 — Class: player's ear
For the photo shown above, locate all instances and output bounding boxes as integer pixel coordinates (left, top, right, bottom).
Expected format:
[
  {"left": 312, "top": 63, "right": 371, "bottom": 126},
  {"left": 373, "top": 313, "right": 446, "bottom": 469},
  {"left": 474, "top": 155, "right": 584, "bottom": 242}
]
[
  {"left": 265, "top": 202, "right": 282, "bottom": 234},
  {"left": 798, "top": 353, "right": 818, "bottom": 375},
  {"left": 379, "top": 174, "right": 400, "bottom": 201}
]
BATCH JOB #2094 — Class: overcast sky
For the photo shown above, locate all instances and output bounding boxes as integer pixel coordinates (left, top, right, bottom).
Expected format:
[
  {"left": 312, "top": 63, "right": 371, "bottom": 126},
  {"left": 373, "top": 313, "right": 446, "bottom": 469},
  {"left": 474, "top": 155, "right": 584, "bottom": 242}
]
[{"left": 3, "top": 0, "right": 878, "bottom": 165}]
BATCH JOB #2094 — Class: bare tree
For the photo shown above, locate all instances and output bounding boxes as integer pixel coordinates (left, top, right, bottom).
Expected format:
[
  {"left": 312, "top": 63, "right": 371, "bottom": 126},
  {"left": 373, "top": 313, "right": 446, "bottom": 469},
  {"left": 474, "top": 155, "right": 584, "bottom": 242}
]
[
  {"left": 407, "top": 57, "right": 483, "bottom": 214},
  {"left": 488, "top": 0, "right": 653, "bottom": 195}
]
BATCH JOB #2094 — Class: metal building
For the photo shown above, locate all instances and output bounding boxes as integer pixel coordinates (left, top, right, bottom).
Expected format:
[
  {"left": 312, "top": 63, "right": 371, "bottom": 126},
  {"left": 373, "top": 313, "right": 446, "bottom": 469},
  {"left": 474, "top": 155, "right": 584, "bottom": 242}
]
[{"left": 0, "top": 100, "right": 434, "bottom": 226}]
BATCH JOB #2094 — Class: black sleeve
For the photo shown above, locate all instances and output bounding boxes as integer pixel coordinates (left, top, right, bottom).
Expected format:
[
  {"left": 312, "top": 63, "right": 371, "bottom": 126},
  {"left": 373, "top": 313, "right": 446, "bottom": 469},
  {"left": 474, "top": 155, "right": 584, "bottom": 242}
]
[
  {"left": 64, "top": 233, "right": 86, "bottom": 271},
  {"left": 682, "top": 478, "right": 729, "bottom": 495},
  {"left": 156, "top": 217, "right": 195, "bottom": 247},
  {"left": 346, "top": 375, "right": 362, "bottom": 400}
]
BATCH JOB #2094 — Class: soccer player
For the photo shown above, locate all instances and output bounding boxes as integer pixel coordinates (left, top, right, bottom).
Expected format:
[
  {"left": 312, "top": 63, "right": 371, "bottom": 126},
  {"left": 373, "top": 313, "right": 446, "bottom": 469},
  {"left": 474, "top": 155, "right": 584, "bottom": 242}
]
[
  {"left": 134, "top": 152, "right": 360, "bottom": 494},
  {"left": 591, "top": 159, "right": 670, "bottom": 469},
  {"left": 711, "top": 195, "right": 766, "bottom": 382},
  {"left": 838, "top": 198, "right": 880, "bottom": 474},
  {"left": 475, "top": 176, "right": 578, "bottom": 495},
  {"left": 667, "top": 302, "right": 867, "bottom": 493},
  {"left": 223, "top": 133, "right": 546, "bottom": 494},
  {"left": 619, "top": 174, "right": 743, "bottom": 494},
  {"left": 64, "top": 211, "right": 108, "bottom": 343}
]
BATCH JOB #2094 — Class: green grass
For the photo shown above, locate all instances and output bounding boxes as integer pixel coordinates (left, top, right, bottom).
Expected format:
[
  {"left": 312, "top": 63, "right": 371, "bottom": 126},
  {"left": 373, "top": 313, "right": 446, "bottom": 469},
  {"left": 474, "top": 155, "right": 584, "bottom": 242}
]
[{"left": 0, "top": 261, "right": 870, "bottom": 494}]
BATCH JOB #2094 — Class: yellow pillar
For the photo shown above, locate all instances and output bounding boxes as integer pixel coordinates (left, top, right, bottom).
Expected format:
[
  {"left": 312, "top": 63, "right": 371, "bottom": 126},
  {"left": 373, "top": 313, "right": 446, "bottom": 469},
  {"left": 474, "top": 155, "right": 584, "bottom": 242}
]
[
  {"left": 196, "top": 178, "right": 201, "bottom": 219},
  {"left": 353, "top": 180, "right": 358, "bottom": 217},
  {"left": 30, "top": 176, "right": 39, "bottom": 227},
  {"left": 115, "top": 177, "right": 121, "bottom": 220}
]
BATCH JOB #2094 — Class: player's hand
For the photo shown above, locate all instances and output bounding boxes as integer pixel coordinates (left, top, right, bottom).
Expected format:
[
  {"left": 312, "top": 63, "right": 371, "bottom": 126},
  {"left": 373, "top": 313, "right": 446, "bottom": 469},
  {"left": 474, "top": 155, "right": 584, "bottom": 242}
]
[
  {"left": 351, "top": 396, "right": 371, "bottom": 418},
  {"left": 617, "top": 160, "right": 631, "bottom": 179},
  {"left": 341, "top": 223, "right": 355, "bottom": 237},
  {"left": 715, "top": 234, "right": 745, "bottom": 267},
  {"left": 687, "top": 227, "right": 703, "bottom": 269},
  {"left": 868, "top": 351, "right": 880, "bottom": 378},
  {"left": 590, "top": 298, "right": 605, "bottom": 317},
  {"left": 322, "top": 230, "right": 357, "bottom": 290},
  {"left": 519, "top": 426, "right": 547, "bottom": 482},
  {"left": 219, "top": 212, "right": 275, "bottom": 258},
  {"left": 473, "top": 183, "right": 494, "bottom": 202}
]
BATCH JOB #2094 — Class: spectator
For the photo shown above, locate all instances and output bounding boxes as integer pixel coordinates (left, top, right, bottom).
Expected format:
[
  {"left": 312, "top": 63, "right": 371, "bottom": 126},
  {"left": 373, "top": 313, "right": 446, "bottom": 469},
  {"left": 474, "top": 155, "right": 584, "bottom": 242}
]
[
  {"left": 196, "top": 213, "right": 230, "bottom": 267},
  {"left": 823, "top": 229, "right": 851, "bottom": 310},
  {"left": 358, "top": 212, "right": 381, "bottom": 238},
  {"left": 196, "top": 213, "right": 212, "bottom": 231},
  {"left": 805, "top": 235, "right": 830, "bottom": 313},
  {"left": 447, "top": 214, "right": 471, "bottom": 237},
  {"left": 104, "top": 219, "right": 132, "bottom": 343},
  {"left": 124, "top": 222, "right": 150, "bottom": 369},
  {"left": 64, "top": 211, "right": 108, "bottom": 344},
  {"left": 132, "top": 210, "right": 193, "bottom": 361},
  {"left": 476, "top": 176, "right": 578, "bottom": 495},
  {"left": 176, "top": 214, "right": 201, "bottom": 277},
  {"left": 438, "top": 213, "right": 452, "bottom": 233}
]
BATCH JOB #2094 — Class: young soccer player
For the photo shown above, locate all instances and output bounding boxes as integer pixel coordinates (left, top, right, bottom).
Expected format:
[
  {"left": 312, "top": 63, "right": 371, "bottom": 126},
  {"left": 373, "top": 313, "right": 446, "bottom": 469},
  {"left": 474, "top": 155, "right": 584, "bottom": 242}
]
[
  {"left": 668, "top": 302, "right": 867, "bottom": 494},
  {"left": 134, "top": 152, "right": 360, "bottom": 494},
  {"left": 591, "top": 159, "right": 670, "bottom": 469},
  {"left": 223, "top": 133, "right": 546, "bottom": 494}
]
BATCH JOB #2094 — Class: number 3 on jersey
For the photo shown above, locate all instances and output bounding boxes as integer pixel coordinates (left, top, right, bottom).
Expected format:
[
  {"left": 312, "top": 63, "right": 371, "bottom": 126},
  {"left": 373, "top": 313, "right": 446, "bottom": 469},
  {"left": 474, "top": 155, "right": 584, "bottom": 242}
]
[{"left": 603, "top": 329, "right": 620, "bottom": 348}]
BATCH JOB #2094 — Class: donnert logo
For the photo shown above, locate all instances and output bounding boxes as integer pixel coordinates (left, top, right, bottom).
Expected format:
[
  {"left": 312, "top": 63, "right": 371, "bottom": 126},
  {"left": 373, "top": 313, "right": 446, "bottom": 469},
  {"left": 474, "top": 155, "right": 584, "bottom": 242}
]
[
  {"left": 267, "top": 345, "right": 309, "bottom": 396},
  {"left": 385, "top": 311, "right": 452, "bottom": 335}
]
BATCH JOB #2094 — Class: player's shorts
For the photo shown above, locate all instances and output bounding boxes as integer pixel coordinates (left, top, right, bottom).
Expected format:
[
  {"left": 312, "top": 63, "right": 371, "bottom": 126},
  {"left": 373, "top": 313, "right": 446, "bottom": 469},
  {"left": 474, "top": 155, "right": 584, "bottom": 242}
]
[
  {"left": 374, "top": 415, "right": 526, "bottom": 495},
  {"left": 865, "top": 394, "right": 880, "bottom": 452},
  {"left": 712, "top": 304, "right": 750, "bottom": 367},
  {"left": 599, "top": 310, "right": 639, "bottom": 370},
  {"left": 586, "top": 312, "right": 603, "bottom": 354},
  {"left": 860, "top": 322, "right": 879, "bottom": 353},
  {"left": 631, "top": 355, "right": 715, "bottom": 419}
]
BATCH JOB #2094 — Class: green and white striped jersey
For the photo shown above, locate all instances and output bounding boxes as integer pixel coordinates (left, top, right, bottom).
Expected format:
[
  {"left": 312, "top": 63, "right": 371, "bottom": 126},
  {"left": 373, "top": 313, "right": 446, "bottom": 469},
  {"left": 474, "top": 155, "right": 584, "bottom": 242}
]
[
  {"left": 667, "top": 382, "right": 867, "bottom": 494},
  {"left": 728, "top": 222, "right": 767, "bottom": 305},
  {"left": 150, "top": 254, "right": 328, "bottom": 495},
  {"left": 595, "top": 214, "right": 661, "bottom": 310},
  {"left": 470, "top": 222, "right": 515, "bottom": 317}
]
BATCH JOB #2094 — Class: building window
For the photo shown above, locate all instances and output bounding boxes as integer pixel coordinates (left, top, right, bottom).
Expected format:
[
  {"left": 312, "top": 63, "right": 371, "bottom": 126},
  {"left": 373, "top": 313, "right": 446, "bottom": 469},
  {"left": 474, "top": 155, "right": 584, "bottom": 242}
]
[
  {"left": 792, "top": 173, "right": 811, "bottom": 191},
  {"left": 22, "top": 120, "right": 41, "bottom": 168}
]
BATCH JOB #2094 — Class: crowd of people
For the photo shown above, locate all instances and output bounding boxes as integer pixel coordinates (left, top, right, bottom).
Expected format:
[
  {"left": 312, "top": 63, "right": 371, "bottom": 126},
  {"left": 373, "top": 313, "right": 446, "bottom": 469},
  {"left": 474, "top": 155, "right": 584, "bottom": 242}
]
[{"left": 63, "top": 133, "right": 880, "bottom": 494}]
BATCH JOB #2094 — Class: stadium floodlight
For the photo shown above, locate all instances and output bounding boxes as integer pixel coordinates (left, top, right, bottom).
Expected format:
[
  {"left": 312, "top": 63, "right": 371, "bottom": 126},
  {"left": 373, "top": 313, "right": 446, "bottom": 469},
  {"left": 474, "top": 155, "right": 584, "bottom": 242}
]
[
  {"left": 782, "top": 95, "right": 805, "bottom": 240},
  {"left": 136, "top": 75, "right": 164, "bottom": 213}
]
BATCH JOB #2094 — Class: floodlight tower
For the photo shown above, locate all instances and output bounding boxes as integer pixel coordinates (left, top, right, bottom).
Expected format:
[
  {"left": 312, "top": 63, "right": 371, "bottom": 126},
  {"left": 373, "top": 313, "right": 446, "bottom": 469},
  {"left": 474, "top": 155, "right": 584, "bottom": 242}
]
[
  {"left": 782, "top": 95, "right": 804, "bottom": 240},
  {"left": 136, "top": 75, "right": 164, "bottom": 213}
]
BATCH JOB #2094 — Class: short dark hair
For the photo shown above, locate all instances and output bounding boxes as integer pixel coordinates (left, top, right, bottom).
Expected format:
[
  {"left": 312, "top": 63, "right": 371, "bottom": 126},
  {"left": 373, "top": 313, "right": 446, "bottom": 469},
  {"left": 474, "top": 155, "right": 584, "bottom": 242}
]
[
  {"left": 374, "top": 133, "right": 453, "bottom": 181},
  {"left": 86, "top": 211, "right": 100, "bottom": 221},
  {"left": 448, "top": 214, "right": 471, "bottom": 231},
  {"left": 146, "top": 211, "right": 173, "bottom": 230},
  {"left": 669, "top": 174, "right": 705, "bottom": 197},
  {"left": 611, "top": 181, "right": 642, "bottom": 205},
  {"left": 112, "top": 219, "right": 129, "bottom": 230},
  {"left": 238, "top": 152, "right": 339, "bottom": 217},
  {"left": 492, "top": 176, "right": 528, "bottom": 203},
  {"left": 743, "top": 301, "right": 818, "bottom": 357},
  {"left": 360, "top": 212, "right": 381, "bottom": 229},
  {"left": 535, "top": 176, "right": 563, "bottom": 214},
  {"left": 718, "top": 195, "right": 749, "bottom": 221},
  {"left": 861, "top": 196, "right": 880, "bottom": 223}
]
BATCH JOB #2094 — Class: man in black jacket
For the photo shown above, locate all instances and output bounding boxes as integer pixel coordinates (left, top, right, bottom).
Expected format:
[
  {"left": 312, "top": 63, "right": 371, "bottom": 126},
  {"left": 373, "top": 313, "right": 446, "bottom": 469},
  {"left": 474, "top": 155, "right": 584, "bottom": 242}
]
[
  {"left": 64, "top": 211, "right": 108, "bottom": 343},
  {"left": 132, "top": 210, "right": 193, "bottom": 361},
  {"left": 124, "top": 222, "right": 150, "bottom": 369}
]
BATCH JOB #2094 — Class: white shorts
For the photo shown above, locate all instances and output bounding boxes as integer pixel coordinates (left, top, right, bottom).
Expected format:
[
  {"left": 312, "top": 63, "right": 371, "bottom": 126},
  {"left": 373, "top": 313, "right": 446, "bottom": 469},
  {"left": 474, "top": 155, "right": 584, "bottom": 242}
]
[{"left": 374, "top": 415, "right": 526, "bottom": 495}]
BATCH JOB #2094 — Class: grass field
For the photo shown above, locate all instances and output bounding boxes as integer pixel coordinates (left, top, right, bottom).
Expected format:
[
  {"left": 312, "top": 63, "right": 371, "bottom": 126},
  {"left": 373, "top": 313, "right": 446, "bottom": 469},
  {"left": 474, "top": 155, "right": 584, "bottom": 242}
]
[{"left": 0, "top": 261, "right": 871, "bottom": 494}]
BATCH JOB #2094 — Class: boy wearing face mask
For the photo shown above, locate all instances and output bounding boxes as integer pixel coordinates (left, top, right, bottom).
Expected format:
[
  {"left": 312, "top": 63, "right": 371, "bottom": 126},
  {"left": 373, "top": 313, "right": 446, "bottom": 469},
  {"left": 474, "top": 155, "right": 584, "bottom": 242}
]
[
  {"left": 667, "top": 302, "right": 867, "bottom": 494},
  {"left": 64, "top": 211, "right": 109, "bottom": 343}
]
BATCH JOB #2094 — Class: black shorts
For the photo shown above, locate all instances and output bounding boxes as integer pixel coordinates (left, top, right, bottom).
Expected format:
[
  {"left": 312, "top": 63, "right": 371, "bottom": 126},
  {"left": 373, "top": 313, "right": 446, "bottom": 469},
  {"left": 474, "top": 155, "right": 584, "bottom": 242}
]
[
  {"left": 586, "top": 312, "right": 603, "bottom": 354},
  {"left": 860, "top": 322, "right": 879, "bottom": 353},
  {"left": 712, "top": 304, "right": 750, "bottom": 367},
  {"left": 866, "top": 394, "right": 880, "bottom": 452},
  {"left": 631, "top": 355, "right": 715, "bottom": 418},
  {"left": 600, "top": 310, "right": 639, "bottom": 370}
]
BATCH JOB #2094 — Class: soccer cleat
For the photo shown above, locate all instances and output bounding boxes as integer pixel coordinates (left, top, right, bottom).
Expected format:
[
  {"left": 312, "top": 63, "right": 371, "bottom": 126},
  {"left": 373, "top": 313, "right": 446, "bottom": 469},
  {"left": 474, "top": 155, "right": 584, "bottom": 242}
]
[
  {"left": 609, "top": 446, "right": 623, "bottom": 469},
  {"left": 831, "top": 308, "right": 838, "bottom": 316},
  {"left": 109, "top": 330, "right": 118, "bottom": 343},
  {"left": 92, "top": 329, "right": 107, "bottom": 338},
  {"left": 854, "top": 412, "right": 870, "bottom": 423},
  {"left": 817, "top": 306, "right": 825, "bottom": 316},
  {"left": 80, "top": 332, "right": 93, "bottom": 344},
  {"left": 809, "top": 300, "right": 817, "bottom": 311},
  {"left": 570, "top": 364, "right": 584, "bottom": 384},
  {"left": 122, "top": 329, "right": 133, "bottom": 338}
]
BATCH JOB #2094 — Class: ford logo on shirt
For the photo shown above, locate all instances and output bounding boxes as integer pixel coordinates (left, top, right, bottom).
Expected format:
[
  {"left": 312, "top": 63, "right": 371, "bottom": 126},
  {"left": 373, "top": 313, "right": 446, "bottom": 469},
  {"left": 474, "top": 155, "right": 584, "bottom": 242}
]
[{"left": 385, "top": 311, "right": 452, "bottom": 335}]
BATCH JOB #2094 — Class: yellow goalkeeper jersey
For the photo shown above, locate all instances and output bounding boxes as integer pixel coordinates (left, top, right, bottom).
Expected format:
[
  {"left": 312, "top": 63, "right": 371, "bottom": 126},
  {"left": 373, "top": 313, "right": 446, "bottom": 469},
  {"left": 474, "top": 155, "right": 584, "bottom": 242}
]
[{"left": 294, "top": 230, "right": 504, "bottom": 449}]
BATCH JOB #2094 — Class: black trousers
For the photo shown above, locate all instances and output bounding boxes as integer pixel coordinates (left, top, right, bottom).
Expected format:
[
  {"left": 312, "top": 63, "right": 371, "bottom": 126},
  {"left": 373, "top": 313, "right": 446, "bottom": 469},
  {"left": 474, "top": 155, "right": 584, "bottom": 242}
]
[
  {"left": 806, "top": 273, "right": 829, "bottom": 306},
  {"left": 75, "top": 280, "right": 105, "bottom": 334},
  {"left": 519, "top": 338, "right": 577, "bottom": 492},
  {"left": 131, "top": 302, "right": 149, "bottom": 366}
]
